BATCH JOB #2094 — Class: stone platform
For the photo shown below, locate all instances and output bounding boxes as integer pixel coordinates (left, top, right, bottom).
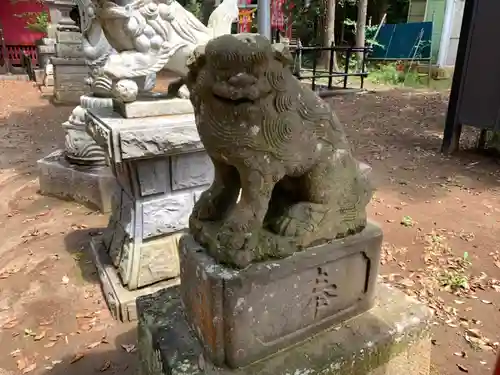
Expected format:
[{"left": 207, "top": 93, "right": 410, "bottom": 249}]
[
  {"left": 89, "top": 237, "right": 179, "bottom": 322},
  {"left": 180, "top": 222, "right": 382, "bottom": 368},
  {"left": 137, "top": 282, "right": 433, "bottom": 375},
  {"left": 114, "top": 97, "right": 194, "bottom": 119},
  {"left": 85, "top": 105, "right": 213, "bottom": 321},
  {"left": 37, "top": 149, "right": 115, "bottom": 212}
]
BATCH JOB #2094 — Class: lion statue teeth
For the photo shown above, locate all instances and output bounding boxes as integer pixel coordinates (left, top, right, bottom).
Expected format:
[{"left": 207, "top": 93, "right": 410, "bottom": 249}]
[{"left": 186, "top": 33, "right": 373, "bottom": 269}]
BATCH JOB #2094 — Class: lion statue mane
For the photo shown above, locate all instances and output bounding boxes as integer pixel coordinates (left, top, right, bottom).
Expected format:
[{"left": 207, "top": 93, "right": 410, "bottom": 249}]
[{"left": 185, "top": 33, "right": 373, "bottom": 268}]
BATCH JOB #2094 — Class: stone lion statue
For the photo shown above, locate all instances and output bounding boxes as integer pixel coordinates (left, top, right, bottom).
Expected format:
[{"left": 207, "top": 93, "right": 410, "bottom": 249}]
[{"left": 186, "top": 34, "right": 373, "bottom": 268}]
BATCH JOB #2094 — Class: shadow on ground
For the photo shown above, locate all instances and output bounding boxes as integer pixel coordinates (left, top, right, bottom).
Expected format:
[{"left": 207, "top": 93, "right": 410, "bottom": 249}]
[{"left": 64, "top": 227, "right": 105, "bottom": 284}]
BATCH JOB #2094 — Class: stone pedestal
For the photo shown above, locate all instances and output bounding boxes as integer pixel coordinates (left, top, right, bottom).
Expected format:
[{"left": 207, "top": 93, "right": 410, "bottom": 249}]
[
  {"left": 37, "top": 94, "right": 115, "bottom": 212},
  {"left": 86, "top": 102, "right": 214, "bottom": 321},
  {"left": 45, "top": 0, "right": 80, "bottom": 32},
  {"left": 37, "top": 38, "right": 56, "bottom": 70},
  {"left": 180, "top": 222, "right": 382, "bottom": 367},
  {"left": 53, "top": 57, "right": 89, "bottom": 104},
  {"left": 52, "top": 30, "right": 89, "bottom": 105},
  {"left": 137, "top": 282, "right": 433, "bottom": 375},
  {"left": 37, "top": 149, "right": 115, "bottom": 212}
]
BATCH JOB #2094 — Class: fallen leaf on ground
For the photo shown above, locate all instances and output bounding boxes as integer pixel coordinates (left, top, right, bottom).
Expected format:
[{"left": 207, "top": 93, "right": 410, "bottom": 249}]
[
  {"left": 76, "top": 312, "right": 94, "bottom": 319},
  {"left": 70, "top": 353, "right": 85, "bottom": 364},
  {"left": 398, "top": 278, "right": 415, "bottom": 287},
  {"left": 453, "top": 351, "right": 467, "bottom": 358},
  {"left": 17, "top": 358, "right": 27, "bottom": 370},
  {"left": 10, "top": 349, "right": 21, "bottom": 357},
  {"left": 34, "top": 331, "right": 46, "bottom": 341},
  {"left": 481, "top": 300, "right": 492, "bottom": 304},
  {"left": 100, "top": 360, "right": 111, "bottom": 372},
  {"left": 44, "top": 342, "right": 56, "bottom": 348},
  {"left": 39, "top": 318, "right": 54, "bottom": 326},
  {"left": 466, "top": 328, "right": 482, "bottom": 338},
  {"left": 22, "top": 363, "right": 36, "bottom": 374},
  {"left": 457, "top": 364, "right": 468, "bottom": 373},
  {"left": 87, "top": 341, "right": 102, "bottom": 349},
  {"left": 2, "top": 317, "right": 18, "bottom": 329},
  {"left": 121, "top": 344, "right": 136, "bottom": 353},
  {"left": 24, "top": 329, "right": 36, "bottom": 337},
  {"left": 464, "top": 328, "right": 492, "bottom": 351}
]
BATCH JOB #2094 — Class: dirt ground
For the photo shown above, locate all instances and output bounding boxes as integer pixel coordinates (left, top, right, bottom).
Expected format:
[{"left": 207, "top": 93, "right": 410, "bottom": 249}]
[{"left": 0, "top": 80, "right": 498, "bottom": 375}]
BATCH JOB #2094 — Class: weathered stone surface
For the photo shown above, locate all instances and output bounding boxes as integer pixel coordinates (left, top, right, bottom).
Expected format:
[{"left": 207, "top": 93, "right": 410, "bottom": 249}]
[
  {"left": 37, "top": 150, "right": 115, "bottom": 213},
  {"left": 142, "top": 193, "right": 194, "bottom": 239},
  {"left": 119, "top": 127, "right": 202, "bottom": 161},
  {"left": 54, "top": 90, "right": 88, "bottom": 105},
  {"left": 186, "top": 34, "right": 373, "bottom": 269},
  {"left": 52, "top": 59, "right": 90, "bottom": 104},
  {"left": 171, "top": 151, "right": 214, "bottom": 191},
  {"left": 138, "top": 233, "right": 183, "bottom": 287},
  {"left": 52, "top": 60, "right": 88, "bottom": 72},
  {"left": 56, "top": 31, "right": 82, "bottom": 44},
  {"left": 87, "top": 109, "right": 204, "bottom": 163},
  {"left": 114, "top": 98, "right": 194, "bottom": 119},
  {"left": 137, "top": 283, "right": 433, "bottom": 375},
  {"left": 180, "top": 221, "right": 382, "bottom": 368},
  {"left": 86, "top": 110, "right": 213, "bottom": 293},
  {"left": 55, "top": 73, "right": 90, "bottom": 85},
  {"left": 137, "top": 159, "right": 169, "bottom": 197},
  {"left": 34, "top": 69, "right": 45, "bottom": 85},
  {"left": 56, "top": 43, "right": 85, "bottom": 58},
  {"left": 88, "top": 237, "right": 179, "bottom": 322}
]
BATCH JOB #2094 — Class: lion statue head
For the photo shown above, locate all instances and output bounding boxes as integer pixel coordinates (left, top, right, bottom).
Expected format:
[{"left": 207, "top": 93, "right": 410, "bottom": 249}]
[{"left": 186, "top": 33, "right": 294, "bottom": 106}]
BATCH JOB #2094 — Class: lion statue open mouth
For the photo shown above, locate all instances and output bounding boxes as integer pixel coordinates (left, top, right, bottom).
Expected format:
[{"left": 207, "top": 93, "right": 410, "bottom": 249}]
[{"left": 185, "top": 33, "right": 373, "bottom": 268}]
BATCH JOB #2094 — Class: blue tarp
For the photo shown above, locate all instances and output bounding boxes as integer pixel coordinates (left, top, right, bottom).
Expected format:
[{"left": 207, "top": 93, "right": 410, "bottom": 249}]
[{"left": 370, "top": 22, "right": 433, "bottom": 60}]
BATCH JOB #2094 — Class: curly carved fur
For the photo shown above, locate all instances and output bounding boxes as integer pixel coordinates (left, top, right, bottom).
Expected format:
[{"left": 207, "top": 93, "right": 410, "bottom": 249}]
[{"left": 187, "top": 34, "right": 373, "bottom": 268}]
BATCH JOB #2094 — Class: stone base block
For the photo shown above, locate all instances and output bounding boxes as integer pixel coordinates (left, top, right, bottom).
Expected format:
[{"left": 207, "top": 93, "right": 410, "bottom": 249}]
[
  {"left": 44, "top": 75, "right": 54, "bottom": 87},
  {"left": 53, "top": 90, "right": 87, "bottom": 105},
  {"left": 114, "top": 98, "right": 194, "bottom": 119},
  {"left": 104, "top": 227, "right": 182, "bottom": 290},
  {"left": 179, "top": 222, "right": 382, "bottom": 368},
  {"left": 89, "top": 238, "right": 179, "bottom": 322},
  {"left": 37, "top": 150, "right": 116, "bottom": 213},
  {"left": 137, "top": 283, "right": 433, "bottom": 375},
  {"left": 34, "top": 69, "right": 45, "bottom": 85}
]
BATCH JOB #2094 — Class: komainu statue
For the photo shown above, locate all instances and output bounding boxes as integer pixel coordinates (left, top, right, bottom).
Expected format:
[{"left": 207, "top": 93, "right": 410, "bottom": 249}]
[
  {"left": 186, "top": 34, "right": 373, "bottom": 268},
  {"left": 90, "top": 0, "right": 239, "bottom": 101}
]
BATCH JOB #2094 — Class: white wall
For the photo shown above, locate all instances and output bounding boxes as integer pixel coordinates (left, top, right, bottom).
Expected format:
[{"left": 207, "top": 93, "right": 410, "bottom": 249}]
[{"left": 438, "top": 0, "right": 465, "bottom": 67}]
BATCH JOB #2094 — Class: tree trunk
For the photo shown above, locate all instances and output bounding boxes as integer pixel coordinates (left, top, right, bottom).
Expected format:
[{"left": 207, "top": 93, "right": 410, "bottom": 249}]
[
  {"left": 321, "top": 0, "right": 339, "bottom": 71},
  {"left": 369, "top": 0, "right": 388, "bottom": 25},
  {"left": 356, "top": 0, "right": 368, "bottom": 71}
]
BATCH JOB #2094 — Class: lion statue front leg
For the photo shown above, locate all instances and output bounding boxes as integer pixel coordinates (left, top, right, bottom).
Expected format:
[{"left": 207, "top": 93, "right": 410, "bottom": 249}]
[
  {"left": 216, "top": 166, "right": 281, "bottom": 264},
  {"left": 191, "top": 158, "right": 240, "bottom": 223}
]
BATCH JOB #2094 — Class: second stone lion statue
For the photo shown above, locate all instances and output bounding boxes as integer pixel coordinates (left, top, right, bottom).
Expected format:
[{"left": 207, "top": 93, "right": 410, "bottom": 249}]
[{"left": 186, "top": 33, "right": 373, "bottom": 268}]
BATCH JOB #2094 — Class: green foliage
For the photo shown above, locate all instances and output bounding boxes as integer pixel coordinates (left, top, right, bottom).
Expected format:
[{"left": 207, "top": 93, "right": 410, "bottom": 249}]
[
  {"left": 284, "top": 0, "right": 325, "bottom": 46},
  {"left": 368, "top": 62, "right": 425, "bottom": 86},
  {"left": 184, "top": 0, "right": 202, "bottom": 19},
  {"left": 343, "top": 18, "right": 384, "bottom": 48},
  {"left": 178, "top": 0, "right": 203, "bottom": 20},
  {"left": 16, "top": 11, "right": 49, "bottom": 34}
]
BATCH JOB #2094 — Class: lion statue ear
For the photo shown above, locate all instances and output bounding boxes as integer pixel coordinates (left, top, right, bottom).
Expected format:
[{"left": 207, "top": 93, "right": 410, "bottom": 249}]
[
  {"left": 187, "top": 44, "right": 207, "bottom": 71},
  {"left": 186, "top": 44, "right": 207, "bottom": 88},
  {"left": 272, "top": 43, "right": 293, "bottom": 66}
]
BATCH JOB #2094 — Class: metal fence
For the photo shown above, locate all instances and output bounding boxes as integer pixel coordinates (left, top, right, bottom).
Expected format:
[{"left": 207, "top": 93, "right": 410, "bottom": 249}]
[{"left": 290, "top": 43, "right": 371, "bottom": 92}]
